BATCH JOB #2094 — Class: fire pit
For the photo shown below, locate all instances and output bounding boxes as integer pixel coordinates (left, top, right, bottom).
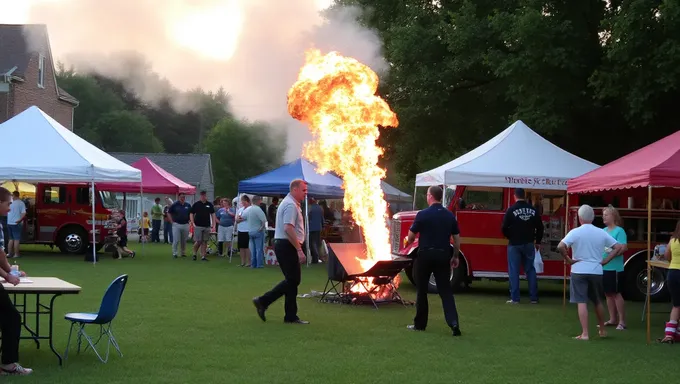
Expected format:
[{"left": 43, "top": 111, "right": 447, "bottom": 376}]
[{"left": 319, "top": 243, "right": 413, "bottom": 309}]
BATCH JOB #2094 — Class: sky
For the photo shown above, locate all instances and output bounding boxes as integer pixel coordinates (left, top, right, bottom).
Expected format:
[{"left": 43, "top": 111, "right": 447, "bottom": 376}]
[{"left": 0, "top": 0, "right": 385, "bottom": 161}]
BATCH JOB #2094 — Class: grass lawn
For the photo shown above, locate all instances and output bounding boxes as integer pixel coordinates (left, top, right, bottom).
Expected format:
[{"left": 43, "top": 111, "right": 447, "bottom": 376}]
[{"left": 3, "top": 242, "right": 677, "bottom": 384}]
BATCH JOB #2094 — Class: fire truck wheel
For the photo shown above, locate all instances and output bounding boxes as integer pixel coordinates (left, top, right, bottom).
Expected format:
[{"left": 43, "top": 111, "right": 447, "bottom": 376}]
[
  {"left": 57, "top": 226, "right": 88, "bottom": 254},
  {"left": 624, "top": 258, "right": 670, "bottom": 302}
]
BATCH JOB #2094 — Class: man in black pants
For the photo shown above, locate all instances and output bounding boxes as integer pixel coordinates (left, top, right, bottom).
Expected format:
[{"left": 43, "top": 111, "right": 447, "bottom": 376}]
[
  {"left": 253, "top": 179, "right": 309, "bottom": 324},
  {"left": 404, "top": 185, "right": 462, "bottom": 337},
  {"left": 0, "top": 187, "right": 33, "bottom": 375}
]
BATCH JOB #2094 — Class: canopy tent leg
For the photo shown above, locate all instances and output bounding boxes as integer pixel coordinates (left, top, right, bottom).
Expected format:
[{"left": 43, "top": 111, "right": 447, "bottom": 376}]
[
  {"left": 412, "top": 184, "right": 417, "bottom": 210},
  {"left": 140, "top": 184, "right": 144, "bottom": 256},
  {"left": 646, "top": 185, "right": 652, "bottom": 344},
  {"left": 562, "top": 192, "right": 569, "bottom": 312},
  {"left": 91, "top": 180, "right": 97, "bottom": 265},
  {"left": 228, "top": 192, "right": 240, "bottom": 263},
  {"left": 305, "top": 194, "right": 310, "bottom": 267}
]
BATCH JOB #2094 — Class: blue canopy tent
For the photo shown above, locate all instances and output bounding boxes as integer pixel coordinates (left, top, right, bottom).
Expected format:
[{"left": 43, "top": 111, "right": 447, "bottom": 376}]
[{"left": 238, "top": 158, "right": 344, "bottom": 198}]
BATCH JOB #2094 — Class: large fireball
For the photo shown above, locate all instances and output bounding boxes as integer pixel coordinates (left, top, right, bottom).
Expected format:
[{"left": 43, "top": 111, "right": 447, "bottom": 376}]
[{"left": 287, "top": 49, "right": 398, "bottom": 270}]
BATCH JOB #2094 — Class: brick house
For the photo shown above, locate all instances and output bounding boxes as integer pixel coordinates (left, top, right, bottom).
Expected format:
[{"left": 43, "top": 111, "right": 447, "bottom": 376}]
[{"left": 0, "top": 24, "right": 78, "bottom": 129}]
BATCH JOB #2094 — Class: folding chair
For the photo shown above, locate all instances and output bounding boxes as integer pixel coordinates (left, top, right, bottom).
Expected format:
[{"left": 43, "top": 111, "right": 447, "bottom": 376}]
[{"left": 64, "top": 274, "right": 129, "bottom": 363}]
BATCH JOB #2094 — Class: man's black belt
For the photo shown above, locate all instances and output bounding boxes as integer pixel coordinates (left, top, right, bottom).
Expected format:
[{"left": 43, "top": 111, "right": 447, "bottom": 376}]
[{"left": 421, "top": 247, "right": 449, "bottom": 252}]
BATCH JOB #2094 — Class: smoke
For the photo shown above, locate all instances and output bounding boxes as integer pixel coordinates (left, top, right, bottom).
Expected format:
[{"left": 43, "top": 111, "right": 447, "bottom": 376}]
[{"left": 8, "top": 0, "right": 387, "bottom": 160}]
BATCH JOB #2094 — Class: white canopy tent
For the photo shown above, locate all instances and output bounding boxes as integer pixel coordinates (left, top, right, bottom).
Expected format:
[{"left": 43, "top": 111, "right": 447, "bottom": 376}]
[
  {"left": 0, "top": 106, "right": 141, "bottom": 263},
  {"left": 415, "top": 120, "right": 598, "bottom": 190}
]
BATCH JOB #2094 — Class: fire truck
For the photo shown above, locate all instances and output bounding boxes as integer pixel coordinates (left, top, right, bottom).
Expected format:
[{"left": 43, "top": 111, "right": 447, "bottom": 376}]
[
  {"left": 391, "top": 186, "right": 678, "bottom": 302},
  {"left": 19, "top": 183, "right": 119, "bottom": 254}
]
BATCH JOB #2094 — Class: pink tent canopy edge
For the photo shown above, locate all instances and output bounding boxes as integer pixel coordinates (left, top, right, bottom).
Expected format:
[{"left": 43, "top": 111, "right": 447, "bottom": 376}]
[
  {"left": 97, "top": 157, "right": 196, "bottom": 195},
  {"left": 567, "top": 130, "right": 680, "bottom": 194}
]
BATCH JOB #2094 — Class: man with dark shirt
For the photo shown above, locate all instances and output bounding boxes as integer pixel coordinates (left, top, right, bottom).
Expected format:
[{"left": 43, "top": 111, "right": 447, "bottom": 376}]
[
  {"left": 307, "top": 198, "right": 324, "bottom": 264},
  {"left": 168, "top": 193, "right": 192, "bottom": 258},
  {"left": 404, "top": 186, "right": 462, "bottom": 337},
  {"left": 267, "top": 197, "right": 279, "bottom": 246},
  {"left": 190, "top": 191, "right": 217, "bottom": 261},
  {"left": 501, "top": 188, "right": 544, "bottom": 304}
]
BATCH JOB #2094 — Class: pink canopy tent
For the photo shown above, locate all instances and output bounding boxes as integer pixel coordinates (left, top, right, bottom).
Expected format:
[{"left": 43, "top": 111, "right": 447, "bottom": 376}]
[
  {"left": 567, "top": 130, "right": 680, "bottom": 344},
  {"left": 97, "top": 157, "right": 196, "bottom": 194}
]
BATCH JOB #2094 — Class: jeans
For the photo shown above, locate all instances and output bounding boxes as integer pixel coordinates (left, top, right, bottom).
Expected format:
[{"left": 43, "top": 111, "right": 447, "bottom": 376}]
[
  {"left": 151, "top": 219, "right": 161, "bottom": 243},
  {"left": 259, "top": 240, "right": 301, "bottom": 322},
  {"left": 163, "top": 221, "right": 173, "bottom": 243},
  {"left": 309, "top": 231, "right": 321, "bottom": 263},
  {"left": 249, "top": 231, "right": 265, "bottom": 268},
  {"left": 0, "top": 284, "right": 21, "bottom": 364},
  {"left": 507, "top": 243, "right": 538, "bottom": 302},
  {"left": 172, "top": 223, "right": 189, "bottom": 256},
  {"left": 414, "top": 248, "right": 459, "bottom": 330}
]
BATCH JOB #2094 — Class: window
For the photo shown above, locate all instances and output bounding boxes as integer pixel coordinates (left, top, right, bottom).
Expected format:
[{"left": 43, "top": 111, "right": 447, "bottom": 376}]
[
  {"left": 76, "top": 187, "right": 92, "bottom": 205},
  {"left": 38, "top": 54, "right": 45, "bottom": 88},
  {"left": 460, "top": 187, "right": 504, "bottom": 211},
  {"left": 42, "top": 186, "right": 65, "bottom": 204}
]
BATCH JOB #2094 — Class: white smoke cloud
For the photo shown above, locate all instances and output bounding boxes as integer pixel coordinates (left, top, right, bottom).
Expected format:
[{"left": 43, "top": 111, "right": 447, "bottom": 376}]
[{"left": 2, "top": 0, "right": 387, "bottom": 160}]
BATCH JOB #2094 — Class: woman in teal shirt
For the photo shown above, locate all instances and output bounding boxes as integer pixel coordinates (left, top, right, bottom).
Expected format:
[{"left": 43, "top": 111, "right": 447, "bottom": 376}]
[{"left": 601, "top": 206, "right": 628, "bottom": 330}]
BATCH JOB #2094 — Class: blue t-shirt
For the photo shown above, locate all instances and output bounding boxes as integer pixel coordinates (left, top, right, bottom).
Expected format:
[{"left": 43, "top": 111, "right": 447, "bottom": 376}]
[
  {"left": 216, "top": 207, "right": 235, "bottom": 227},
  {"left": 410, "top": 203, "right": 460, "bottom": 250},
  {"left": 168, "top": 201, "right": 192, "bottom": 224},
  {"left": 602, "top": 226, "right": 627, "bottom": 272},
  {"left": 308, "top": 204, "right": 324, "bottom": 232}
]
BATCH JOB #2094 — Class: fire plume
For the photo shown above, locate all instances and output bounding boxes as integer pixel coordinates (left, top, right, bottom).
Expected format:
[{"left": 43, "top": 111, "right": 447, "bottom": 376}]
[{"left": 287, "top": 49, "right": 398, "bottom": 272}]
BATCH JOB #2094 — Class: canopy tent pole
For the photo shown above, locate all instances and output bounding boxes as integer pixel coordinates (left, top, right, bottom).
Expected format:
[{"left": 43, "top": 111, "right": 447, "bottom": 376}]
[
  {"left": 563, "top": 192, "right": 569, "bottom": 312},
  {"left": 646, "top": 185, "right": 652, "bottom": 344},
  {"left": 91, "top": 180, "right": 97, "bottom": 265},
  {"left": 140, "top": 183, "right": 144, "bottom": 255},
  {"left": 412, "top": 184, "right": 417, "bottom": 210},
  {"left": 305, "top": 194, "right": 311, "bottom": 267},
  {"left": 228, "top": 192, "right": 240, "bottom": 263}
]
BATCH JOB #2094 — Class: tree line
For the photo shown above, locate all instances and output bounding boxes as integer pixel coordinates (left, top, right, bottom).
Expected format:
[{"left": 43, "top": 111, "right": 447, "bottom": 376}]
[
  {"left": 333, "top": 0, "right": 680, "bottom": 190},
  {"left": 56, "top": 65, "right": 285, "bottom": 197}
]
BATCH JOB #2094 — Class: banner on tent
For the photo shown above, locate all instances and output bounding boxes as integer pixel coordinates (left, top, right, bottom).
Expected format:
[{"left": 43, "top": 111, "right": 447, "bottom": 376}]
[{"left": 503, "top": 176, "right": 568, "bottom": 188}]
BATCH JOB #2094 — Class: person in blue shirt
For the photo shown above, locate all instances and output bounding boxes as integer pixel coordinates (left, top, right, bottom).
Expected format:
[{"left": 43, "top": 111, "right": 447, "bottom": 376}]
[
  {"left": 404, "top": 186, "right": 462, "bottom": 337},
  {"left": 601, "top": 205, "right": 628, "bottom": 330},
  {"left": 168, "top": 193, "right": 192, "bottom": 258},
  {"left": 216, "top": 198, "right": 235, "bottom": 257},
  {"left": 307, "top": 198, "right": 324, "bottom": 264}
]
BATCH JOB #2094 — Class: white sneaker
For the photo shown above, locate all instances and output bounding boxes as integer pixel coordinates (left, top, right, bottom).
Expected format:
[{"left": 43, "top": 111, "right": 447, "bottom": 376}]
[{"left": 1, "top": 363, "right": 33, "bottom": 375}]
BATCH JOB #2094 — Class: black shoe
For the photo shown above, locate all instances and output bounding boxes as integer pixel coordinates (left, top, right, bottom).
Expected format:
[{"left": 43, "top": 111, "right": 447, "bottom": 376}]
[
  {"left": 201, "top": 257, "right": 208, "bottom": 262},
  {"left": 192, "top": 255, "right": 197, "bottom": 261},
  {"left": 252, "top": 298, "right": 266, "bottom": 322},
  {"left": 452, "top": 325, "right": 462, "bottom": 337},
  {"left": 406, "top": 325, "right": 425, "bottom": 331},
  {"left": 285, "top": 319, "right": 309, "bottom": 324}
]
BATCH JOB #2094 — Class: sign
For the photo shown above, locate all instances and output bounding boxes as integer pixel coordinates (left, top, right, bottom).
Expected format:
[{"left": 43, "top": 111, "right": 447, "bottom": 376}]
[{"left": 504, "top": 177, "right": 568, "bottom": 188}]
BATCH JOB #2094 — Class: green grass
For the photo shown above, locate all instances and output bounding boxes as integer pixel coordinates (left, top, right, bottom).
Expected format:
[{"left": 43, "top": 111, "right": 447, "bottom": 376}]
[{"left": 3, "top": 243, "right": 677, "bottom": 384}]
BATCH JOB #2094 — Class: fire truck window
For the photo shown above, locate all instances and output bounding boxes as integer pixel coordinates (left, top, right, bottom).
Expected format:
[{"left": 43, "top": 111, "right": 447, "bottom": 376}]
[
  {"left": 42, "top": 186, "right": 65, "bottom": 204},
  {"left": 75, "top": 187, "right": 92, "bottom": 205},
  {"left": 461, "top": 188, "right": 503, "bottom": 211}
]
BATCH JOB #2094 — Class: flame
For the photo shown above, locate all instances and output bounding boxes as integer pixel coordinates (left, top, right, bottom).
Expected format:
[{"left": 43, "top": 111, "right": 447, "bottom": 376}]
[{"left": 288, "top": 49, "right": 398, "bottom": 276}]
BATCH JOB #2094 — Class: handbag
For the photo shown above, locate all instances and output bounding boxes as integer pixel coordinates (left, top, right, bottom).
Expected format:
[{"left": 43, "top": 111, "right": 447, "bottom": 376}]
[{"left": 534, "top": 249, "right": 544, "bottom": 274}]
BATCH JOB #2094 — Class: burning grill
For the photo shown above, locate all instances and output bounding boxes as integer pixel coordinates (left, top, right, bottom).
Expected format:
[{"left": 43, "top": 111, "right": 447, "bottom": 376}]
[{"left": 320, "top": 243, "right": 412, "bottom": 309}]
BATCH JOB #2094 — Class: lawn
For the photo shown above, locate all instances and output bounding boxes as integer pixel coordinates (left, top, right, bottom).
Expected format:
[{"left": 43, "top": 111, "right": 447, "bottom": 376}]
[{"left": 3, "top": 243, "right": 676, "bottom": 384}]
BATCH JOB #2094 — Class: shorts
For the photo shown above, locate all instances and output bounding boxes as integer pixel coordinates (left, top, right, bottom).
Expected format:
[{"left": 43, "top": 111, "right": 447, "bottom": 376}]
[
  {"left": 238, "top": 231, "right": 250, "bottom": 249},
  {"left": 570, "top": 273, "right": 604, "bottom": 304},
  {"left": 8, "top": 224, "right": 21, "bottom": 241},
  {"left": 118, "top": 235, "right": 128, "bottom": 247},
  {"left": 193, "top": 226, "right": 211, "bottom": 243},
  {"left": 602, "top": 270, "right": 624, "bottom": 295},
  {"left": 218, "top": 225, "right": 234, "bottom": 242},
  {"left": 667, "top": 269, "right": 680, "bottom": 307},
  {"left": 142, "top": 228, "right": 149, "bottom": 236}
]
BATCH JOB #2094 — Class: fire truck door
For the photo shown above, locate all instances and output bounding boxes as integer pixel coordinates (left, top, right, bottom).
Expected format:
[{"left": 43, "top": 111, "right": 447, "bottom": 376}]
[{"left": 36, "top": 185, "right": 68, "bottom": 242}]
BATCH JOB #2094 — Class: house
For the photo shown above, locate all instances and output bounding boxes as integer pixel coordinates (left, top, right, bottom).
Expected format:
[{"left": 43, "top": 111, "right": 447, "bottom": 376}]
[
  {"left": 109, "top": 152, "right": 215, "bottom": 202},
  {"left": 0, "top": 24, "right": 78, "bottom": 128}
]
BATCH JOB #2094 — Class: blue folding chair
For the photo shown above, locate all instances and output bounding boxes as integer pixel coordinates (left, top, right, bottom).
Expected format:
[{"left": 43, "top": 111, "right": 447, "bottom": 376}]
[{"left": 63, "top": 274, "right": 129, "bottom": 363}]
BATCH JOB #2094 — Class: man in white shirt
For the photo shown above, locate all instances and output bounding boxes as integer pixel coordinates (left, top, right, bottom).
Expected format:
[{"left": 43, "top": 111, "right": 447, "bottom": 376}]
[
  {"left": 558, "top": 204, "right": 624, "bottom": 340},
  {"left": 6, "top": 192, "right": 26, "bottom": 258},
  {"left": 236, "top": 195, "right": 252, "bottom": 267}
]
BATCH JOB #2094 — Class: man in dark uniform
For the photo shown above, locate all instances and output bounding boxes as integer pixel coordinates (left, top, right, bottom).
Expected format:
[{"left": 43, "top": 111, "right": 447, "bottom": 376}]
[{"left": 404, "top": 185, "right": 462, "bottom": 336}]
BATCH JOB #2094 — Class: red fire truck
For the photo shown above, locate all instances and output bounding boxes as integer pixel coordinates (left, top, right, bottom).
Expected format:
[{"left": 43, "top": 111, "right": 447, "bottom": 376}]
[
  {"left": 19, "top": 183, "right": 119, "bottom": 254},
  {"left": 391, "top": 186, "right": 678, "bottom": 302}
]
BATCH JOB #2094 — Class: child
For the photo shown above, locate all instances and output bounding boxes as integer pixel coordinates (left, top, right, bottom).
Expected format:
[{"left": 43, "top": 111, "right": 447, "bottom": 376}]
[
  {"left": 115, "top": 210, "right": 135, "bottom": 259},
  {"left": 0, "top": 187, "right": 33, "bottom": 375},
  {"left": 141, "top": 212, "right": 150, "bottom": 243},
  {"left": 658, "top": 220, "right": 680, "bottom": 343}
]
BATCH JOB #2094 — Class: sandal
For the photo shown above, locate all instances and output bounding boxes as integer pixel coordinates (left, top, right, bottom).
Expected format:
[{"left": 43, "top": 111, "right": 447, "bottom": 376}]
[
  {"left": 598, "top": 329, "right": 608, "bottom": 338},
  {"left": 573, "top": 335, "right": 589, "bottom": 340},
  {"left": 657, "top": 336, "right": 675, "bottom": 344},
  {"left": 616, "top": 324, "right": 626, "bottom": 331},
  {"left": 603, "top": 320, "right": 617, "bottom": 327}
]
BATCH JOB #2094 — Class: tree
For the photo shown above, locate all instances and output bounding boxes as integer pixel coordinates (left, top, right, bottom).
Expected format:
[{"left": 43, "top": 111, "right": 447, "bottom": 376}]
[
  {"left": 90, "top": 111, "right": 164, "bottom": 152},
  {"left": 204, "top": 118, "right": 286, "bottom": 197}
]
